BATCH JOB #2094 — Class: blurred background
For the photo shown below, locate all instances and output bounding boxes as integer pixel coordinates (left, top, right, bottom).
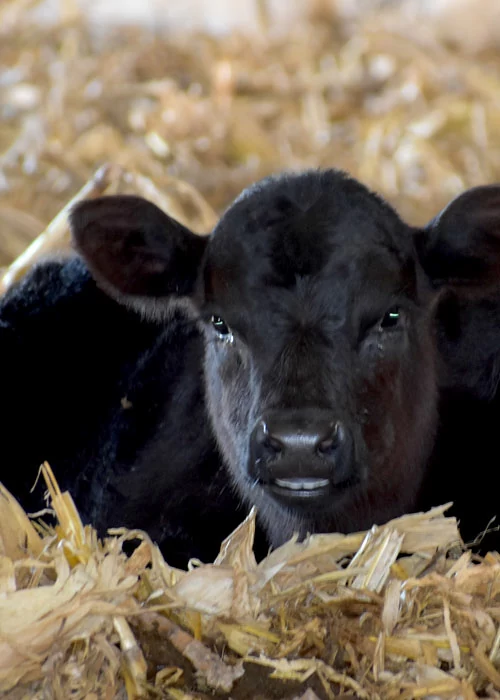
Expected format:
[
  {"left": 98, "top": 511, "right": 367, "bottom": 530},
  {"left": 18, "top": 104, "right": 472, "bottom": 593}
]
[{"left": 1, "top": 0, "right": 500, "bottom": 268}]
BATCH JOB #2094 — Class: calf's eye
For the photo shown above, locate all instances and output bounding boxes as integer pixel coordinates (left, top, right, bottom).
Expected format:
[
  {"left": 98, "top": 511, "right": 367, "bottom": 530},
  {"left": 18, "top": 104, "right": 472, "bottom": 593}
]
[
  {"left": 379, "top": 307, "right": 402, "bottom": 330},
  {"left": 211, "top": 315, "right": 234, "bottom": 343}
]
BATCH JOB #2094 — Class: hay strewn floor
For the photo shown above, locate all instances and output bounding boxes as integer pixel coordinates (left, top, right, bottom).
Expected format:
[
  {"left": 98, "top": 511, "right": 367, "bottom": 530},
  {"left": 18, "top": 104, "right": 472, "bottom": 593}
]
[
  {"left": 2, "top": 0, "right": 500, "bottom": 266},
  {"left": 3, "top": 465, "right": 500, "bottom": 700},
  {"left": 2, "top": 1, "right": 500, "bottom": 698}
]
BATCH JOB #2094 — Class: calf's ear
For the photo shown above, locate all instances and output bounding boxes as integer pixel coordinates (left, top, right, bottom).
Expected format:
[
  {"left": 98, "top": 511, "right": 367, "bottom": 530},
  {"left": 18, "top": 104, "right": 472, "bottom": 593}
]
[
  {"left": 417, "top": 185, "right": 500, "bottom": 397},
  {"left": 70, "top": 195, "right": 208, "bottom": 312},
  {"left": 417, "top": 185, "right": 500, "bottom": 292}
]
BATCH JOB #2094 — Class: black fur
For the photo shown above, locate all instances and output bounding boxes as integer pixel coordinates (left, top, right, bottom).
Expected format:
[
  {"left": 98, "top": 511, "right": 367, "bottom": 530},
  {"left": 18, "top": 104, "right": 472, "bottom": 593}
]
[{"left": 0, "top": 257, "right": 244, "bottom": 567}]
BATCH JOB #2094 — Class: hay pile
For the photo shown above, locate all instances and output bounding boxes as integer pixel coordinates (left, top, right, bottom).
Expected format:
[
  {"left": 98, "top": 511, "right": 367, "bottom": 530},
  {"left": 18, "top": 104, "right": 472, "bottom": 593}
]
[
  {"left": 3, "top": 1, "right": 500, "bottom": 698},
  {"left": 3, "top": 465, "right": 500, "bottom": 700},
  {"left": 2, "top": 0, "right": 500, "bottom": 267}
]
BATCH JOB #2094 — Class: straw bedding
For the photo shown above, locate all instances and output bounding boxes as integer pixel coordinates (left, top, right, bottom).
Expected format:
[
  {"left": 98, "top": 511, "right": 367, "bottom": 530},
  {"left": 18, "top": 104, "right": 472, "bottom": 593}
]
[
  {"left": 1, "top": 1, "right": 500, "bottom": 698},
  {"left": 2, "top": 465, "right": 496, "bottom": 700}
]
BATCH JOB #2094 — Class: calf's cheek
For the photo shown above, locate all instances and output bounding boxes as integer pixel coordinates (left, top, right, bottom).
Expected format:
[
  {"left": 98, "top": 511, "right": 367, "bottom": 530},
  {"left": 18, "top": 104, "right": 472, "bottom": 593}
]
[
  {"left": 362, "top": 339, "right": 437, "bottom": 483},
  {"left": 204, "top": 345, "right": 258, "bottom": 468},
  {"left": 356, "top": 350, "right": 422, "bottom": 471}
]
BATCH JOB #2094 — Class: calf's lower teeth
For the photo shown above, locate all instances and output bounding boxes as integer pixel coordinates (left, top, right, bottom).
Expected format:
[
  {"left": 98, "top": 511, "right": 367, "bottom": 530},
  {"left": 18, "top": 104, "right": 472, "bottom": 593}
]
[{"left": 275, "top": 478, "right": 329, "bottom": 491}]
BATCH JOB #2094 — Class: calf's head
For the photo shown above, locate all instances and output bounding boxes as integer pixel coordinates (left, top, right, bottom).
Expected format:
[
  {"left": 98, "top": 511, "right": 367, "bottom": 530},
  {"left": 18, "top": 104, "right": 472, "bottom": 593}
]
[{"left": 70, "top": 171, "right": 500, "bottom": 545}]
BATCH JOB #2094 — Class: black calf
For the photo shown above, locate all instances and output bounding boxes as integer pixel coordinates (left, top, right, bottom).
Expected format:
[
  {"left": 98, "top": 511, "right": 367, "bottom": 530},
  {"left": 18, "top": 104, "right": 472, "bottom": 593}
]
[{"left": 1, "top": 170, "right": 500, "bottom": 564}]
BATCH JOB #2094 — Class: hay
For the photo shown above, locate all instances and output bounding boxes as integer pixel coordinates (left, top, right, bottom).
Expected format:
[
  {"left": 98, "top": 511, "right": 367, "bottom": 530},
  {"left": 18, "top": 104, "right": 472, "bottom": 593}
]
[
  {"left": 2, "top": 465, "right": 500, "bottom": 699},
  {"left": 2, "top": 0, "right": 500, "bottom": 268}
]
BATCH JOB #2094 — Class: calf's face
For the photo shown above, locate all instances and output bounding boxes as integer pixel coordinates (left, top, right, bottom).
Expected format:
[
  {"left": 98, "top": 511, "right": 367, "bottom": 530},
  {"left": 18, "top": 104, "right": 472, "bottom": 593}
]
[
  {"left": 71, "top": 170, "right": 500, "bottom": 546},
  {"left": 199, "top": 174, "right": 438, "bottom": 540}
]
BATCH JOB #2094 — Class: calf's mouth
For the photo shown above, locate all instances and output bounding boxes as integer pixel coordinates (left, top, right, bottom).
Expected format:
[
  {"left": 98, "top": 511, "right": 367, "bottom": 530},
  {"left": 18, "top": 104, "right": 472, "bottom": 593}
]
[
  {"left": 248, "top": 411, "right": 360, "bottom": 507},
  {"left": 254, "top": 463, "right": 363, "bottom": 510},
  {"left": 274, "top": 477, "right": 330, "bottom": 491}
]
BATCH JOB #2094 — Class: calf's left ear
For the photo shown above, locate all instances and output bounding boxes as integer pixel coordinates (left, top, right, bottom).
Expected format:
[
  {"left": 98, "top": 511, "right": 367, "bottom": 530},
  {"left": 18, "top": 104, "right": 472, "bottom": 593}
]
[
  {"left": 416, "top": 185, "right": 500, "bottom": 397},
  {"left": 70, "top": 195, "right": 208, "bottom": 310},
  {"left": 417, "top": 185, "right": 500, "bottom": 292}
]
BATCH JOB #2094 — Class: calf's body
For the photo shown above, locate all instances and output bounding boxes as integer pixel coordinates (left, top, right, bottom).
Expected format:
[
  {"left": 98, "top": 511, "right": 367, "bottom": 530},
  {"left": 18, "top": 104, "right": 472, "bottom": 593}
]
[
  {"left": 2, "top": 169, "right": 500, "bottom": 564},
  {"left": 0, "top": 258, "right": 244, "bottom": 565}
]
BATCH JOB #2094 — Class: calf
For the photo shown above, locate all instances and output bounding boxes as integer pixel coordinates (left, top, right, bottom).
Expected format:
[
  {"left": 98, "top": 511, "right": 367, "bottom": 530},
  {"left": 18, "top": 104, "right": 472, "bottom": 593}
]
[{"left": 1, "top": 169, "right": 500, "bottom": 564}]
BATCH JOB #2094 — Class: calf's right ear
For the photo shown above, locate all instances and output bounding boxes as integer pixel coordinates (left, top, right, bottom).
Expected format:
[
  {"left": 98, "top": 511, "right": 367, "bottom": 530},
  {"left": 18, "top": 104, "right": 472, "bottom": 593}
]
[{"left": 70, "top": 195, "right": 208, "bottom": 311}]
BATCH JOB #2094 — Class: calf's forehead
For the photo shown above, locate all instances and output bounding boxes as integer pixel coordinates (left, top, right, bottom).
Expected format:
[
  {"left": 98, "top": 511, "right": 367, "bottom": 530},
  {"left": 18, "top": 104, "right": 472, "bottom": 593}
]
[{"left": 203, "top": 170, "right": 416, "bottom": 307}]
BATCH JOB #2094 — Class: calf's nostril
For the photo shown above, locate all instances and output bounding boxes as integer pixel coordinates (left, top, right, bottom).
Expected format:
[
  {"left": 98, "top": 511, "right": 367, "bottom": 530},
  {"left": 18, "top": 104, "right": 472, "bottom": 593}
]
[
  {"left": 256, "top": 419, "right": 284, "bottom": 455},
  {"left": 317, "top": 421, "right": 344, "bottom": 455}
]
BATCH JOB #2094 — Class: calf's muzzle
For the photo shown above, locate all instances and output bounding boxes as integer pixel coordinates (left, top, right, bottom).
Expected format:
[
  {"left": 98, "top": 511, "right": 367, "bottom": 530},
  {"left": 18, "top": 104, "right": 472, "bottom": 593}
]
[{"left": 248, "top": 409, "right": 356, "bottom": 504}]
